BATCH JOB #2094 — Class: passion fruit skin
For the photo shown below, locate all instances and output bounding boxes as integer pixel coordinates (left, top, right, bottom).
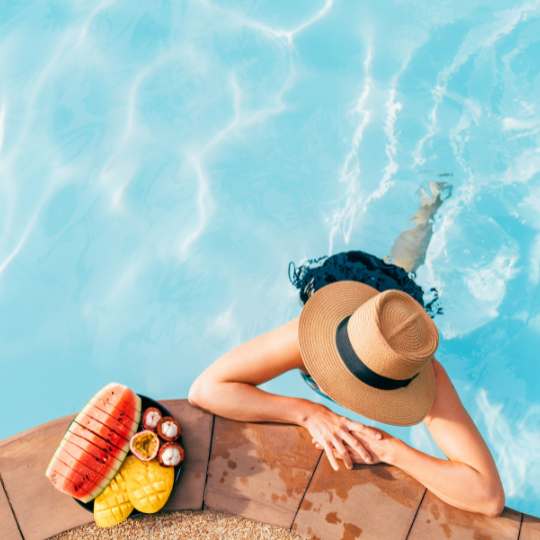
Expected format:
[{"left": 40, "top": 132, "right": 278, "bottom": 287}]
[
  {"left": 130, "top": 430, "right": 160, "bottom": 462},
  {"left": 157, "top": 442, "right": 185, "bottom": 468},
  {"left": 157, "top": 416, "right": 181, "bottom": 442},
  {"left": 142, "top": 407, "right": 162, "bottom": 432}
]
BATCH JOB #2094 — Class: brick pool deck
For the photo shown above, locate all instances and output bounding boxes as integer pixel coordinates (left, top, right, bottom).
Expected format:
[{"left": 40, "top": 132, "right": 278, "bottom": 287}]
[{"left": 0, "top": 400, "right": 538, "bottom": 540}]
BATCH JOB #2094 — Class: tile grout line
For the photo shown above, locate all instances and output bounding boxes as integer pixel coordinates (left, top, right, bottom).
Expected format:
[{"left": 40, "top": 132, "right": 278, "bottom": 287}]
[
  {"left": 404, "top": 488, "right": 427, "bottom": 540},
  {"left": 0, "top": 471, "right": 25, "bottom": 540},
  {"left": 516, "top": 511, "right": 524, "bottom": 540},
  {"left": 289, "top": 450, "right": 324, "bottom": 532},
  {"left": 202, "top": 414, "right": 216, "bottom": 510}
]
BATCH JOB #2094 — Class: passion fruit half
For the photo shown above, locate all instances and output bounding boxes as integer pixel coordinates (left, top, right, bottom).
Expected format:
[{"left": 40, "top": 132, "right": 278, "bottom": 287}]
[
  {"left": 130, "top": 430, "right": 160, "bottom": 462},
  {"left": 142, "top": 407, "right": 162, "bottom": 432},
  {"left": 157, "top": 417, "right": 181, "bottom": 442},
  {"left": 157, "top": 442, "right": 185, "bottom": 468}
]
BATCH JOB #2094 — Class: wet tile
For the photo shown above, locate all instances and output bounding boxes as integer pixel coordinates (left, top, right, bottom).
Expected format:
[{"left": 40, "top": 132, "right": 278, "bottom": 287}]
[
  {"left": 159, "top": 399, "right": 214, "bottom": 511},
  {"left": 292, "top": 458, "right": 425, "bottom": 540},
  {"left": 407, "top": 491, "right": 521, "bottom": 540},
  {"left": 521, "top": 514, "right": 540, "bottom": 540},
  {"left": 0, "top": 415, "right": 93, "bottom": 540},
  {"left": 0, "top": 477, "right": 23, "bottom": 540},
  {"left": 205, "top": 417, "right": 322, "bottom": 529}
]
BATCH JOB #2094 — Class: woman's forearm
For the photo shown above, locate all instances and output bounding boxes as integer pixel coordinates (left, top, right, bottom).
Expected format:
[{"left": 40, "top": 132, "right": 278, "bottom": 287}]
[
  {"left": 189, "top": 377, "right": 317, "bottom": 425},
  {"left": 384, "top": 438, "right": 505, "bottom": 517}
]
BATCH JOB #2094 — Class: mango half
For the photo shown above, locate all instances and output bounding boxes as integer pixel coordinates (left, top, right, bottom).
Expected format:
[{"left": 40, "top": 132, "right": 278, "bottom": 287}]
[
  {"left": 126, "top": 458, "right": 174, "bottom": 513},
  {"left": 94, "top": 456, "right": 138, "bottom": 527}
]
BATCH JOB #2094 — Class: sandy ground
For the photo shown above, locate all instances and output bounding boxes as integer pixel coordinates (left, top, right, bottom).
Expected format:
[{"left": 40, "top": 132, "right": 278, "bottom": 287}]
[{"left": 51, "top": 510, "right": 305, "bottom": 540}]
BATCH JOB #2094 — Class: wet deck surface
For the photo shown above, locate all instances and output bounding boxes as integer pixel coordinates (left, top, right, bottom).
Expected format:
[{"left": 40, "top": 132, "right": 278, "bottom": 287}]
[{"left": 0, "top": 399, "right": 538, "bottom": 540}]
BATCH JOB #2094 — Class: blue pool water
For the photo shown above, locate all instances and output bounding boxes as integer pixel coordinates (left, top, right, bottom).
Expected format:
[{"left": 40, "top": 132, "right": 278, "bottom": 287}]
[{"left": 1, "top": 0, "right": 540, "bottom": 515}]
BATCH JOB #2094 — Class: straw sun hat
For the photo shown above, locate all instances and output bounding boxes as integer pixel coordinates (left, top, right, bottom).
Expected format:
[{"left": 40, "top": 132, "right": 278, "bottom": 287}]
[{"left": 298, "top": 281, "right": 439, "bottom": 427}]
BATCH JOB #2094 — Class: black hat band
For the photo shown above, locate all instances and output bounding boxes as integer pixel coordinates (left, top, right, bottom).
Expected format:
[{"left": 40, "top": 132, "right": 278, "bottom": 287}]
[{"left": 335, "top": 316, "right": 418, "bottom": 391}]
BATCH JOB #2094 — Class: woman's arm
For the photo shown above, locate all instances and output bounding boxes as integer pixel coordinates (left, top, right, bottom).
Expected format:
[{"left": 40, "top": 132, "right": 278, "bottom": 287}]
[
  {"left": 320, "top": 360, "right": 505, "bottom": 517},
  {"left": 188, "top": 317, "right": 381, "bottom": 471}
]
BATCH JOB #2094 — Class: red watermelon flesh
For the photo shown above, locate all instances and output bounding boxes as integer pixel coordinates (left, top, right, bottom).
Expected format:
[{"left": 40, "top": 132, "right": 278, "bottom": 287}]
[
  {"left": 90, "top": 383, "right": 141, "bottom": 423},
  {"left": 80, "top": 403, "right": 134, "bottom": 441},
  {"left": 67, "top": 430, "right": 126, "bottom": 465},
  {"left": 46, "top": 469, "right": 90, "bottom": 503},
  {"left": 46, "top": 461, "right": 105, "bottom": 503},
  {"left": 60, "top": 439, "right": 120, "bottom": 478},
  {"left": 68, "top": 422, "right": 128, "bottom": 460},
  {"left": 74, "top": 412, "right": 131, "bottom": 451},
  {"left": 53, "top": 445, "right": 113, "bottom": 484}
]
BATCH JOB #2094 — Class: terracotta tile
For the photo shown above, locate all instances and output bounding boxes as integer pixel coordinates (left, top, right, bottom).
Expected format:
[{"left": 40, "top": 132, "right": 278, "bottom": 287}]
[
  {"left": 407, "top": 491, "right": 521, "bottom": 540},
  {"left": 0, "top": 415, "right": 93, "bottom": 540},
  {"left": 292, "top": 458, "right": 425, "bottom": 540},
  {"left": 205, "top": 417, "right": 322, "bottom": 529},
  {"left": 159, "top": 400, "right": 213, "bottom": 511},
  {"left": 521, "top": 514, "right": 540, "bottom": 540},
  {"left": 0, "top": 477, "right": 23, "bottom": 540}
]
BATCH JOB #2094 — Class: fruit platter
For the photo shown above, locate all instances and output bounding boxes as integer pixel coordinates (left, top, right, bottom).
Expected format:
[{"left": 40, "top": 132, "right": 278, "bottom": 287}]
[{"left": 45, "top": 383, "right": 185, "bottom": 528}]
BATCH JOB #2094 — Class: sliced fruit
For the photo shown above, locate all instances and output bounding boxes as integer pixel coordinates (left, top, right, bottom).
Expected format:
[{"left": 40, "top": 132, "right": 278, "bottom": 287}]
[
  {"left": 68, "top": 422, "right": 128, "bottom": 460},
  {"left": 130, "top": 430, "right": 160, "bottom": 462},
  {"left": 46, "top": 383, "right": 141, "bottom": 503},
  {"left": 126, "top": 459, "right": 174, "bottom": 513},
  {"left": 90, "top": 383, "right": 142, "bottom": 424},
  {"left": 94, "top": 456, "right": 137, "bottom": 528},
  {"left": 80, "top": 404, "right": 134, "bottom": 441},
  {"left": 59, "top": 439, "right": 121, "bottom": 479},
  {"left": 46, "top": 468, "right": 97, "bottom": 504},
  {"left": 52, "top": 444, "right": 113, "bottom": 484},
  {"left": 74, "top": 413, "right": 131, "bottom": 451},
  {"left": 46, "top": 457, "right": 108, "bottom": 503}
]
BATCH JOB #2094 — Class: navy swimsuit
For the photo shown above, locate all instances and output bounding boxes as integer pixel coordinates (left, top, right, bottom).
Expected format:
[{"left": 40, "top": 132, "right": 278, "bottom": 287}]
[{"left": 289, "top": 250, "right": 441, "bottom": 401}]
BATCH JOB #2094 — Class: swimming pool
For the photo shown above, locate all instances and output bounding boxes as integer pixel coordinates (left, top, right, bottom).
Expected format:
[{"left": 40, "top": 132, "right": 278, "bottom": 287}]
[{"left": 1, "top": 0, "right": 539, "bottom": 516}]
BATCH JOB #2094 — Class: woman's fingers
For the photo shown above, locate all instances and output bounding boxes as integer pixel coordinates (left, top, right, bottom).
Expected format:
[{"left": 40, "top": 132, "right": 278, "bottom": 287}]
[
  {"left": 337, "top": 429, "right": 372, "bottom": 462},
  {"left": 321, "top": 439, "right": 341, "bottom": 471},
  {"left": 329, "top": 436, "right": 354, "bottom": 470},
  {"left": 348, "top": 421, "right": 382, "bottom": 440}
]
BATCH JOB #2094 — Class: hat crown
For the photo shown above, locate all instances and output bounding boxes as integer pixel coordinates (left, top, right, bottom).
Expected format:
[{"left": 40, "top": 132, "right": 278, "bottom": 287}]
[{"left": 348, "top": 289, "right": 439, "bottom": 380}]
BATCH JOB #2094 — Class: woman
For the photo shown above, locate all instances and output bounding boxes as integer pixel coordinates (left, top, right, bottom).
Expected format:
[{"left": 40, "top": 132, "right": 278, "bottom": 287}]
[{"left": 189, "top": 182, "right": 505, "bottom": 517}]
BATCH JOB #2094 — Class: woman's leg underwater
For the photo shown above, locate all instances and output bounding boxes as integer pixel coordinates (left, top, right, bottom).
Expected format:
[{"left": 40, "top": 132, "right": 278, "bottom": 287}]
[{"left": 390, "top": 181, "right": 452, "bottom": 273}]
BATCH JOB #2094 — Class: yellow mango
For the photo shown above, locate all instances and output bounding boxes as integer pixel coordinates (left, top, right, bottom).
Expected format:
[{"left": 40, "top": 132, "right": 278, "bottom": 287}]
[
  {"left": 126, "top": 458, "right": 174, "bottom": 513},
  {"left": 94, "top": 456, "right": 138, "bottom": 528}
]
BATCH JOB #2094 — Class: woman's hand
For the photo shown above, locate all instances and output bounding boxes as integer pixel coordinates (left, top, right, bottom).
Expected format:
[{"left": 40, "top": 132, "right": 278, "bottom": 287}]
[
  {"left": 313, "top": 428, "right": 395, "bottom": 466},
  {"left": 301, "top": 404, "right": 382, "bottom": 471}
]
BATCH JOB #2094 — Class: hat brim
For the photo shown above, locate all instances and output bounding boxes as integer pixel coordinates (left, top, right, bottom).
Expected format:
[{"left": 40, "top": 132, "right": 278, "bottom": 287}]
[{"left": 298, "top": 281, "right": 435, "bottom": 427}]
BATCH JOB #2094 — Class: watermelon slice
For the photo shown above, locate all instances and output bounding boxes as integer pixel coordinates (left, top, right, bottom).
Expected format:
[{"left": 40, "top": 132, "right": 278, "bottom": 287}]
[
  {"left": 73, "top": 413, "right": 131, "bottom": 451},
  {"left": 52, "top": 444, "right": 112, "bottom": 484},
  {"left": 46, "top": 462, "right": 106, "bottom": 503},
  {"left": 80, "top": 403, "right": 136, "bottom": 441},
  {"left": 60, "top": 439, "right": 122, "bottom": 479},
  {"left": 68, "top": 423, "right": 128, "bottom": 460},
  {"left": 90, "top": 383, "right": 142, "bottom": 423},
  {"left": 46, "top": 383, "right": 141, "bottom": 503}
]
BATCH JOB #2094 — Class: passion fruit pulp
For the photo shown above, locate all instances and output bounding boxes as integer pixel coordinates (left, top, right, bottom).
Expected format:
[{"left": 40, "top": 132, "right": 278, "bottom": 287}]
[
  {"left": 157, "top": 442, "right": 184, "bottom": 468},
  {"left": 130, "top": 430, "right": 160, "bottom": 462}
]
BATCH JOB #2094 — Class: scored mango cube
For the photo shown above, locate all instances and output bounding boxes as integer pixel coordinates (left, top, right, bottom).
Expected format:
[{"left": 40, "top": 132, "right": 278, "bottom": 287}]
[
  {"left": 94, "top": 456, "right": 137, "bottom": 528},
  {"left": 126, "top": 459, "right": 174, "bottom": 513}
]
